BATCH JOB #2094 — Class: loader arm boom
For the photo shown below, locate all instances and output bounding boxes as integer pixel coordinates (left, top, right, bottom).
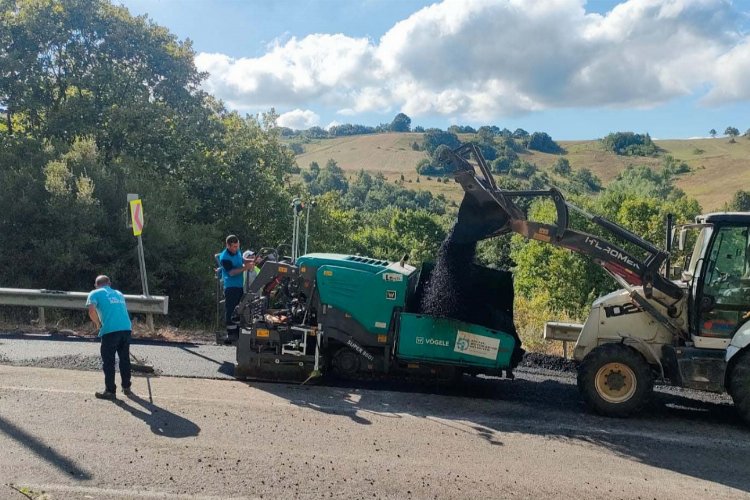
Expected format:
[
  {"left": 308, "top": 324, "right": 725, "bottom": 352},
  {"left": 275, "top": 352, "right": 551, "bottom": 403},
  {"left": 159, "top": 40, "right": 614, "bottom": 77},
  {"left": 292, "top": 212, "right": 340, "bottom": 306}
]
[{"left": 444, "top": 144, "right": 683, "bottom": 301}]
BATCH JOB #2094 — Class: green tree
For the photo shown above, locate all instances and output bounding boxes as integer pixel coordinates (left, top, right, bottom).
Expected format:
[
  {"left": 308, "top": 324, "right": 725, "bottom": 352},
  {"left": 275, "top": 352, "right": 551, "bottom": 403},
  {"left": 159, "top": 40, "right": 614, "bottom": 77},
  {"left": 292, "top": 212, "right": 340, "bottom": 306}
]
[
  {"left": 527, "top": 132, "right": 563, "bottom": 153},
  {"left": 729, "top": 190, "right": 750, "bottom": 211},
  {"left": 0, "top": 0, "right": 298, "bottom": 323},
  {"left": 725, "top": 126, "right": 740, "bottom": 142},
  {"left": 390, "top": 113, "right": 411, "bottom": 132},
  {"left": 709, "top": 129, "right": 717, "bottom": 138},
  {"left": 602, "top": 132, "right": 657, "bottom": 156},
  {"left": 512, "top": 128, "right": 529, "bottom": 139},
  {"left": 422, "top": 129, "right": 460, "bottom": 155}
]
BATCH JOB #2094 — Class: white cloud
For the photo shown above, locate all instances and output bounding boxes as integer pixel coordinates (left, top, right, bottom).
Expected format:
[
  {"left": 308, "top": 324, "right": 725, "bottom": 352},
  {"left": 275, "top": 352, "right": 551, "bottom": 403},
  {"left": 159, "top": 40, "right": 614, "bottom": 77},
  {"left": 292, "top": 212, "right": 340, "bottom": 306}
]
[
  {"left": 702, "top": 39, "right": 750, "bottom": 105},
  {"left": 277, "top": 109, "right": 320, "bottom": 129},
  {"left": 195, "top": 0, "right": 749, "bottom": 121},
  {"left": 195, "top": 34, "right": 378, "bottom": 110}
]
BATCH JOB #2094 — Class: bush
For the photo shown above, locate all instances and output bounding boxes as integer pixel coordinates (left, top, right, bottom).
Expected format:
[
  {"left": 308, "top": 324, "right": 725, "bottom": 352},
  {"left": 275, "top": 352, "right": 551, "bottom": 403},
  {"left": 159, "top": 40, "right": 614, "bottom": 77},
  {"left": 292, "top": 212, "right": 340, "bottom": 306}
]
[
  {"left": 415, "top": 158, "right": 431, "bottom": 174},
  {"left": 663, "top": 155, "right": 690, "bottom": 175},
  {"left": 527, "top": 132, "right": 563, "bottom": 154},
  {"left": 510, "top": 160, "right": 537, "bottom": 179},
  {"left": 602, "top": 132, "right": 658, "bottom": 156},
  {"left": 573, "top": 168, "right": 602, "bottom": 192},
  {"left": 553, "top": 157, "right": 571, "bottom": 175},
  {"left": 422, "top": 129, "right": 461, "bottom": 155}
]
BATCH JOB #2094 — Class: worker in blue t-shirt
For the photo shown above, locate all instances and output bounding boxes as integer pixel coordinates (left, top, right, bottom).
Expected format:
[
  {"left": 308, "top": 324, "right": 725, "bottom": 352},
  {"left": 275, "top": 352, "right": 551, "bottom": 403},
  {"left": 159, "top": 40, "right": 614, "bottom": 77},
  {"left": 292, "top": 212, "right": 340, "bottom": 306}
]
[
  {"left": 86, "top": 275, "right": 133, "bottom": 400},
  {"left": 218, "top": 235, "right": 256, "bottom": 343}
]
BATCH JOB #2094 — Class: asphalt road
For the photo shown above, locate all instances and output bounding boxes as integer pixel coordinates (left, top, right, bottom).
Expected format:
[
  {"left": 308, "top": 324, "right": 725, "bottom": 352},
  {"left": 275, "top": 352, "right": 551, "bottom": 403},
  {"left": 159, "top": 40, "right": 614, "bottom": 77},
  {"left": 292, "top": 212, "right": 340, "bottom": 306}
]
[{"left": 1, "top": 333, "right": 749, "bottom": 499}]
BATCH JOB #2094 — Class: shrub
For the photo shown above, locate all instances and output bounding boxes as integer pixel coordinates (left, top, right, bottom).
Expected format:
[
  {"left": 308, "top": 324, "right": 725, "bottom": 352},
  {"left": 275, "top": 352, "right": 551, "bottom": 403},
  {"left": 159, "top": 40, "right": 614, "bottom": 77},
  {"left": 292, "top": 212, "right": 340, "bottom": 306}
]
[
  {"left": 602, "top": 132, "right": 658, "bottom": 156},
  {"left": 527, "top": 132, "right": 563, "bottom": 153}
]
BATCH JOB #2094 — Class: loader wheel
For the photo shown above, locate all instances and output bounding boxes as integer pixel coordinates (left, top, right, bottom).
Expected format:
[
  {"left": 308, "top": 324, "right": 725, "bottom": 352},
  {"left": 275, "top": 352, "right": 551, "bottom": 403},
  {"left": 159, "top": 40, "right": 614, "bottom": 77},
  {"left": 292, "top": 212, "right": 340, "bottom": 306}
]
[
  {"left": 728, "top": 350, "right": 750, "bottom": 426},
  {"left": 577, "top": 343, "right": 653, "bottom": 418}
]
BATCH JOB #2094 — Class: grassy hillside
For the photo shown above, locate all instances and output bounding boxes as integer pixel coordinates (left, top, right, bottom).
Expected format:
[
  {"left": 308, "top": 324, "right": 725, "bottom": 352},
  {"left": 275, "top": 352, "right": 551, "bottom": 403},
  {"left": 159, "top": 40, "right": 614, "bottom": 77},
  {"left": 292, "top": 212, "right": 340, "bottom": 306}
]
[{"left": 294, "top": 133, "right": 750, "bottom": 211}]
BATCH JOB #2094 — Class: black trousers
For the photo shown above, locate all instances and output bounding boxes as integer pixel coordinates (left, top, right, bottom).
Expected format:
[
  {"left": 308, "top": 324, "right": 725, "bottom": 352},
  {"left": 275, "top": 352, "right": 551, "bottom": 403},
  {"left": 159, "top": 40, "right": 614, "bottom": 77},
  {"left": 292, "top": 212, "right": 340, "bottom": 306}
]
[
  {"left": 224, "top": 287, "right": 244, "bottom": 336},
  {"left": 100, "top": 330, "right": 132, "bottom": 393}
]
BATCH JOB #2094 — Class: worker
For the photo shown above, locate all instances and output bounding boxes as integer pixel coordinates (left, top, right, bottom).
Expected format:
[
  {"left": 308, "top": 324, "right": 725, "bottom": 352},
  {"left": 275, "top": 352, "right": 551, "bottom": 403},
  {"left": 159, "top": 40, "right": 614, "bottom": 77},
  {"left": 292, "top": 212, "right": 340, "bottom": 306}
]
[
  {"left": 86, "top": 275, "right": 133, "bottom": 400},
  {"left": 243, "top": 250, "right": 262, "bottom": 291},
  {"left": 218, "top": 235, "right": 256, "bottom": 343}
]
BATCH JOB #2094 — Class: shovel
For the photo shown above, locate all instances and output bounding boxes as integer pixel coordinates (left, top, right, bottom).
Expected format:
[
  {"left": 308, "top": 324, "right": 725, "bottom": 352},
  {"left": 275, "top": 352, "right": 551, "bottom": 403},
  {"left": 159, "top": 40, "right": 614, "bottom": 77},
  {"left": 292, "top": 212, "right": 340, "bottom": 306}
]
[{"left": 129, "top": 351, "right": 155, "bottom": 374}]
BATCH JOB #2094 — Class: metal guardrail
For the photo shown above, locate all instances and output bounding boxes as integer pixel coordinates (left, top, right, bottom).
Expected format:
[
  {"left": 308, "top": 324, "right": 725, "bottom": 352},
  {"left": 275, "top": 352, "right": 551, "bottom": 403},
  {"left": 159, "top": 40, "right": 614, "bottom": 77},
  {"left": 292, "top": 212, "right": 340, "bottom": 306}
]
[
  {"left": 0, "top": 287, "right": 168, "bottom": 329},
  {"left": 0, "top": 288, "right": 168, "bottom": 314},
  {"left": 544, "top": 321, "right": 584, "bottom": 358}
]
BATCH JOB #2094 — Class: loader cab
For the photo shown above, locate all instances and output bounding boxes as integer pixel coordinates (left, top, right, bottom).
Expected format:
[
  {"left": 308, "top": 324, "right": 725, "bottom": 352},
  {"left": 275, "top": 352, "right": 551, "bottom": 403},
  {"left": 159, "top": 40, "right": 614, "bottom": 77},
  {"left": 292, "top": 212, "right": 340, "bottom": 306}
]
[{"left": 681, "top": 214, "right": 750, "bottom": 347}]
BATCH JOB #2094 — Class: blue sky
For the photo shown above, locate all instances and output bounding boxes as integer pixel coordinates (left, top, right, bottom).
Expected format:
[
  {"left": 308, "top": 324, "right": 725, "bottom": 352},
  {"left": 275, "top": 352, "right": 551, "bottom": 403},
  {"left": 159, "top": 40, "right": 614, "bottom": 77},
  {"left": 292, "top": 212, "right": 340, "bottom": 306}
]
[{"left": 119, "top": 0, "right": 750, "bottom": 140}]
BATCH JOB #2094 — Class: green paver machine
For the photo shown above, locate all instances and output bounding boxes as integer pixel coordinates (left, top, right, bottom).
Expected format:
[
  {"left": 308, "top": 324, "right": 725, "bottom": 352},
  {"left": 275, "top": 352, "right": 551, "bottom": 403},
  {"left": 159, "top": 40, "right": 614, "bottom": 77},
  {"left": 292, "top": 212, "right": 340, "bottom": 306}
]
[{"left": 233, "top": 203, "right": 523, "bottom": 382}]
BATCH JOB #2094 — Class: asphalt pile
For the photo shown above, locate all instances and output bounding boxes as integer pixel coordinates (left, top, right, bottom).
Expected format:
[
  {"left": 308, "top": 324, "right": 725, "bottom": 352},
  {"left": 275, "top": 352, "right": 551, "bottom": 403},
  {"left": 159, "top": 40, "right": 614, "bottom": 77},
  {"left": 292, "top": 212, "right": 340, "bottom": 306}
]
[
  {"left": 419, "top": 223, "right": 524, "bottom": 367},
  {"left": 520, "top": 352, "right": 577, "bottom": 373}
]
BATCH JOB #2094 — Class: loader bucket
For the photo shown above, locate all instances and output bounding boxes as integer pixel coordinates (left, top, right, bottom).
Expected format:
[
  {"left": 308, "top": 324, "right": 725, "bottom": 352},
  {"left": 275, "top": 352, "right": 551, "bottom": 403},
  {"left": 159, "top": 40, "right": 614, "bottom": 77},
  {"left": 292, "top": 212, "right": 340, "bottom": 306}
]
[
  {"left": 452, "top": 190, "right": 512, "bottom": 244},
  {"left": 438, "top": 143, "right": 516, "bottom": 244}
]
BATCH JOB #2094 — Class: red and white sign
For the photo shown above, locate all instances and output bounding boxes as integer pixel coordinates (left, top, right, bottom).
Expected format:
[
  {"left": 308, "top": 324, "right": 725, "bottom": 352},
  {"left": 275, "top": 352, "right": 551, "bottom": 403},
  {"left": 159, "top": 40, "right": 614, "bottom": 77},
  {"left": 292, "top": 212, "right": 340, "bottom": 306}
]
[{"left": 130, "top": 199, "right": 144, "bottom": 236}]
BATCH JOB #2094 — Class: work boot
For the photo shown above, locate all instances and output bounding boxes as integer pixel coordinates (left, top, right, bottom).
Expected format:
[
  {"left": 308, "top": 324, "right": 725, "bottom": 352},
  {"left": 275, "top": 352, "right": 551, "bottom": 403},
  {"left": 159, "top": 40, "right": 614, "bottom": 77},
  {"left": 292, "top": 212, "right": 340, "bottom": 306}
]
[{"left": 95, "top": 390, "right": 116, "bottom": 400}]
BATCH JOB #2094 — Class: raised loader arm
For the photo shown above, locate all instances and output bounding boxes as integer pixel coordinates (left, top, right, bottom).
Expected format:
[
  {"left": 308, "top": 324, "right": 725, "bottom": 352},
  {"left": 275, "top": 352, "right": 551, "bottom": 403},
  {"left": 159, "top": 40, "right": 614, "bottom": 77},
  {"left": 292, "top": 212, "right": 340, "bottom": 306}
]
[{"left": 443, "top": 144, "right": 683, "bottom": 303}]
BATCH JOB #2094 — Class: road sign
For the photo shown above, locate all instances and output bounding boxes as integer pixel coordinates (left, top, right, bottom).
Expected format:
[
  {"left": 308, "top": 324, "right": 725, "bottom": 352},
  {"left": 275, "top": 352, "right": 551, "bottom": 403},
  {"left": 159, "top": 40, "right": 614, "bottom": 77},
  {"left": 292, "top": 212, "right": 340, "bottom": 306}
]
[
  {"left": 126, "top": 193, "right": 139, "bottom": 228},
  {"left": 130, "top": 199, "right": 144, "bottom": 236}
]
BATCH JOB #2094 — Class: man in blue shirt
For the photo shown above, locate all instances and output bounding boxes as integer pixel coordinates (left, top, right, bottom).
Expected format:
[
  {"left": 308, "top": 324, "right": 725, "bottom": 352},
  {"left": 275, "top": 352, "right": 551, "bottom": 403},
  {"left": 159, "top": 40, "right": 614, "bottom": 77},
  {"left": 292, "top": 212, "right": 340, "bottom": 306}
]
[
  {"left": 218, "top": 235, "right": 256, "bottom": 343},
  {"left": 86, "top": 275, "right": 133, "bottom": 400}
]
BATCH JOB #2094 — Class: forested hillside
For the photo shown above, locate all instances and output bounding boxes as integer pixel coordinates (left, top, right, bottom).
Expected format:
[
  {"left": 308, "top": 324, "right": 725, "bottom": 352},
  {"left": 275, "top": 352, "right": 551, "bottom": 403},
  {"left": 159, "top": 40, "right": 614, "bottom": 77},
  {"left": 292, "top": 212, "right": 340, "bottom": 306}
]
[
  {"left": 296, "top": 133, "right": 750, "bottom": 211},
  {"left": 2, "top": 0, "right": 745, "bottom": 348}
]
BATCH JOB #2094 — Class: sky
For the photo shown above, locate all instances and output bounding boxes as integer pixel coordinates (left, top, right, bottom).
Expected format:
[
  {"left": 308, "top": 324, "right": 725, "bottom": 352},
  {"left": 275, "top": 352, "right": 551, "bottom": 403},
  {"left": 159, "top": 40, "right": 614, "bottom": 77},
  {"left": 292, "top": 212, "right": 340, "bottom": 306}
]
[{"left": 118, "top": 0, "right": 750, "bottom": 140}]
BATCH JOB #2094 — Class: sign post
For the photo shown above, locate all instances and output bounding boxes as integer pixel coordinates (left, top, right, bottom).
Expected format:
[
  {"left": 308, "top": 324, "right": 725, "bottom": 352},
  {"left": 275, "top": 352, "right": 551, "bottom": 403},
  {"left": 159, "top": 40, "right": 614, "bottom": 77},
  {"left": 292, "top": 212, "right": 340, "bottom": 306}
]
[{"left": 128, "top": 195, "right": 153, "bottom": 331}]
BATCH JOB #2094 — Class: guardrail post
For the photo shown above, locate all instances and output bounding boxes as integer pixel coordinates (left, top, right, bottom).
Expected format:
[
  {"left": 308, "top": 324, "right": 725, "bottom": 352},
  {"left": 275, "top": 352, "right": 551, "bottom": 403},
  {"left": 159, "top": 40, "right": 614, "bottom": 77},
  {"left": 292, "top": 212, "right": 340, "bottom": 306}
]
[{"left": 38, "top": 307, "right": 46, "bottom": 329}]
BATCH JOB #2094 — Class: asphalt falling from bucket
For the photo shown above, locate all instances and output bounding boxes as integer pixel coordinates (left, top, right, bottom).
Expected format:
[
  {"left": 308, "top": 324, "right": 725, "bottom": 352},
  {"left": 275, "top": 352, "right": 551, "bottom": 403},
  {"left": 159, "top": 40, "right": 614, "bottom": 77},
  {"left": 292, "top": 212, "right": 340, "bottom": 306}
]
[
  {"left": 419, "top": 226, "right": 478, "bottom": 322},
  {"left": 419, "top": 220, "right": 524, "bottom": 368}
]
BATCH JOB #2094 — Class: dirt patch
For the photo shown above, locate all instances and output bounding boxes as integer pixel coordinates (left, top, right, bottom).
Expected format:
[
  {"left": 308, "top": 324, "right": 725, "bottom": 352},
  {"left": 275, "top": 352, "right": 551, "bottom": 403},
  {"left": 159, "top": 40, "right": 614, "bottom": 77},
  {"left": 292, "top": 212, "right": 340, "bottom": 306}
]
[{"left": 0, "top": 320, "right": 217, "bottom": 345}]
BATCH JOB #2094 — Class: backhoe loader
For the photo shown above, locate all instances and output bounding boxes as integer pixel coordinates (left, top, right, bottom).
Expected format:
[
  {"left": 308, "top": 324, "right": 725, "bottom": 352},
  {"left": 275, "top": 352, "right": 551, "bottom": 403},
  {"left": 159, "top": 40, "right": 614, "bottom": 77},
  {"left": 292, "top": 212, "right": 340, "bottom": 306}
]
[{"left": 444, "top": 144, "right": 750, "bottom": 423}]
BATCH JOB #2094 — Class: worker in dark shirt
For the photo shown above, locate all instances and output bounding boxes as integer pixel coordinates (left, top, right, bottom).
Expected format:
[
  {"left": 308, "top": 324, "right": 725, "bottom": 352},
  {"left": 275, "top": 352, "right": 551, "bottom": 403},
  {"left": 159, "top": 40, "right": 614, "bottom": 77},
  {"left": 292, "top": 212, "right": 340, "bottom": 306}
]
[{"left": 218, "top": 235, "right": 255, "bottom": 343}]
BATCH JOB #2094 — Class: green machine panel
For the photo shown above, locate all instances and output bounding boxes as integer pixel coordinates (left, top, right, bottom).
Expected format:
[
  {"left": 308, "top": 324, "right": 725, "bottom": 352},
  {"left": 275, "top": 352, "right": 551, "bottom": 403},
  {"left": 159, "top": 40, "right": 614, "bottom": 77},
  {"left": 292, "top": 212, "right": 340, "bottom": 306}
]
[
  {"left": 315, "top": 258, "right": 414, "bottom": 335},
  {"left": 397, "top": 313, "right": 516, "bottom": 369}
]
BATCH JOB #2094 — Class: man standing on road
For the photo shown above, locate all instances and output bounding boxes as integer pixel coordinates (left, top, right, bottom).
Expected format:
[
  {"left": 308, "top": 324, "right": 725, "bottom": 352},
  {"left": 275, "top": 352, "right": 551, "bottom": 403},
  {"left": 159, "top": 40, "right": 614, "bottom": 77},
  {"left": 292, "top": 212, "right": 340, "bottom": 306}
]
[
  {"left": 219, "top": 235, "right": 256, "bottom": 343},
  {"left": 86, "top": 275, "right": 133, "bottom": 400}
]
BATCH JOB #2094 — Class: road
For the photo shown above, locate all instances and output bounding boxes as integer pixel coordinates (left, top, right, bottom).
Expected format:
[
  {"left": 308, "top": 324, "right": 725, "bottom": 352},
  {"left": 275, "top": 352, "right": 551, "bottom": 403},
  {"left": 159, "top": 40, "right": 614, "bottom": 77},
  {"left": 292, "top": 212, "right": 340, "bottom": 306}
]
[{"left": 1, "top": 333, "right": 749, "bottom": 499}]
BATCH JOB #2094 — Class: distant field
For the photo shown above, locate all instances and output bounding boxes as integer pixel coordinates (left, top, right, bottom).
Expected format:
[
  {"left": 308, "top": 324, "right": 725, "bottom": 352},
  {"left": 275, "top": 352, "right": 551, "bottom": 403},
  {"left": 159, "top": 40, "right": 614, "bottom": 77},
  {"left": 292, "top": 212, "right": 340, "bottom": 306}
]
[{"left": 293, "top": 133, "right": 750, "bottom": 211}]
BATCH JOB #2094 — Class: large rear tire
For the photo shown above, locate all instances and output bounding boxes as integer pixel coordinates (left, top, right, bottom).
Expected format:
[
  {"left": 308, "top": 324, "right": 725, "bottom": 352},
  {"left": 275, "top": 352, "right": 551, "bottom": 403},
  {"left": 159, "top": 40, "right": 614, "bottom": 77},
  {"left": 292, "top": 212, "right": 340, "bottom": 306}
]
[
  {"left": 577, "top": 343, "right": 654, "bottom": 418},
  {"left": 728, "top": 350, "right": 750, "bottom": 425}
]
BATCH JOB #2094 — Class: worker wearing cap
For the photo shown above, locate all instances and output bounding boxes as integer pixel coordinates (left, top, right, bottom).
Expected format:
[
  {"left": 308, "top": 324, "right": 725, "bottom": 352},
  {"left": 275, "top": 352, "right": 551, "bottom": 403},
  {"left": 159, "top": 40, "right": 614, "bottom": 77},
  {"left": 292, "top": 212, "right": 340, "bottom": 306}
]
[
  {"left": 243, "top": 250, "right": 262, "bottom": 291},
  {"left": 219, "top": 235, "right": 256, "bottom": 343},
  {"left": 86, "top": 275, "right": 133, "bottom": 400}
]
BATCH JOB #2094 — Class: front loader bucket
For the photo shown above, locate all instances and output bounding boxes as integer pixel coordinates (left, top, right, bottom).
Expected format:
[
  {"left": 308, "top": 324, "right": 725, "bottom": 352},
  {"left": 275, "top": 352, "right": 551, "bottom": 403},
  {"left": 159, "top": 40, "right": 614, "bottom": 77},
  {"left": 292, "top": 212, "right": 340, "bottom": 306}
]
[
  {"left": 441, "top": 144, "right": 517, "bottom": 243},
  {"left": 452, "top": 191, "right": 512, "bottom": 243}
]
